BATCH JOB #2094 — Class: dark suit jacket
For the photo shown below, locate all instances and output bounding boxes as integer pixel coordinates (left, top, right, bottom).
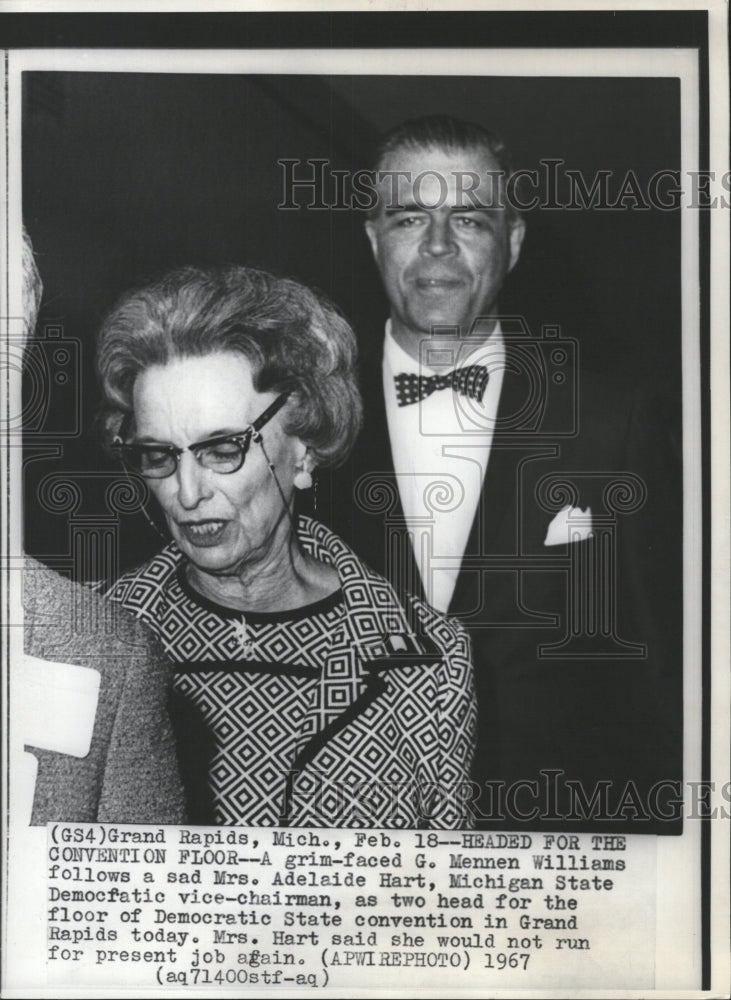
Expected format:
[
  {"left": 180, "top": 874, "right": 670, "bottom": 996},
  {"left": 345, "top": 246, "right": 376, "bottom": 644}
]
[{"left": 323, "top": 319, "right": 683, "bottom": 831}]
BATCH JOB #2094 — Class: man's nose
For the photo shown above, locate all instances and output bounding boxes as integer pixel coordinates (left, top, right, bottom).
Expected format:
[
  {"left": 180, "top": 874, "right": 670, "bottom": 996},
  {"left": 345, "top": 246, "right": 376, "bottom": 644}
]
[
  {"left": 175, "top": 452, "right": 213, "bottom": 509},
  {"left": 420, "top": 216, "right": 456, "bottom": 257}
]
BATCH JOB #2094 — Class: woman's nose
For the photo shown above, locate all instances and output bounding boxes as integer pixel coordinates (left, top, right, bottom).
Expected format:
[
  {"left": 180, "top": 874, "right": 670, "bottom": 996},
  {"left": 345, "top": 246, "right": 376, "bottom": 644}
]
[
  {"left": 420, "top": 216, "right": 455, "bottom": 257},
  {"left": 175, "top": 452, "right": 213, "bottom": 509}
]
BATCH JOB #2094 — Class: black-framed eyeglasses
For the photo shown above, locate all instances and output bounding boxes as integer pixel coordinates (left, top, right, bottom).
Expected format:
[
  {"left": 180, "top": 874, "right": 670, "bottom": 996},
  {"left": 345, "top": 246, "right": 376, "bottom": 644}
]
[{"left": 112, "top": 391, "right": 290, "bottom": 480}]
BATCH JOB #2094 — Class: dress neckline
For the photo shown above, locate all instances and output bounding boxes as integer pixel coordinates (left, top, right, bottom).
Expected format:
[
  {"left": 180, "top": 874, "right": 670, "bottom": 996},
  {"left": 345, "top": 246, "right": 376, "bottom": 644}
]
[{"left": 174, "top": 565, "right": 344, "bottom": 623}]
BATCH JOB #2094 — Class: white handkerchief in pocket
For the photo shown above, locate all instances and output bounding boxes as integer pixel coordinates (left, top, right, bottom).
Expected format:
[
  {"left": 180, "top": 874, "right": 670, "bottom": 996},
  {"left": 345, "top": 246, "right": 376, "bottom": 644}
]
[
  {"left": 544, "top": 504, "right": 593, "bottom": 546},
  {"left": 18, "top": 654, "right": 101, "bottom": 758}
]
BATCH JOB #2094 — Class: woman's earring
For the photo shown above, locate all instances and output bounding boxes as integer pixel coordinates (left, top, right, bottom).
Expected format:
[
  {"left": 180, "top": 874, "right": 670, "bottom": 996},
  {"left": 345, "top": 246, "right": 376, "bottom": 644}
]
[{"left": 293, "top": 468, "right": 313, "bottom": 491}]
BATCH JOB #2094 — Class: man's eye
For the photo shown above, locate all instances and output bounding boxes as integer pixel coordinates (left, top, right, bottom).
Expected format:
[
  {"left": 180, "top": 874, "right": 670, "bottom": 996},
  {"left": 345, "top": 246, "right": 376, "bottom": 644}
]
[
  {"left": 454, "top": 215, "right": 481, "bottom": 227},
  {"left": 394, "top": 214, "right": 424, "bottom": 227}
]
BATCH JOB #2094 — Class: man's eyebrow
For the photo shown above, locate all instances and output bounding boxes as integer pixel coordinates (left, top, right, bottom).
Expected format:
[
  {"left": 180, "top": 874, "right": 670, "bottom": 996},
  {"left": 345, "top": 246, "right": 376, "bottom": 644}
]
[
  {"left": 383, "top": 203, "right": 498, "bottom": 217},
  {"left": 448, "top": 206, "right": 497, "bottom": 214}
]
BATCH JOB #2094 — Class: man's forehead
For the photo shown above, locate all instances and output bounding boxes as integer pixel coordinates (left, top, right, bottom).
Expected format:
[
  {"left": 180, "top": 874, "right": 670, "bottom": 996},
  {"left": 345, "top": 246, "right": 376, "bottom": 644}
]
[
  {"left": 377, "top": 142, "right": 501, "bottom": 174},
  {"left": 373, "top": 143, "right": 505, "bottom": 212}
]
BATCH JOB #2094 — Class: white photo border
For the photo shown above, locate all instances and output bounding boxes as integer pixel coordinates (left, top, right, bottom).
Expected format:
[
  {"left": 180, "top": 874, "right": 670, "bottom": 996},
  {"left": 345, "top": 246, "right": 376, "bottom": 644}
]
[{"left": 1, "top": 6, "right": 728, "bottom": 997}]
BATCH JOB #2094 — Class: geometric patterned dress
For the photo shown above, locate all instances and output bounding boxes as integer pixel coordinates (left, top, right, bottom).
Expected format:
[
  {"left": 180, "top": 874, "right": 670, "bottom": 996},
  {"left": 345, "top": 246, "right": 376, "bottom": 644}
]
[
  {"left": 106, "top": 518, "right": 476, "bottom": 828},
  {"left": 170, "top": 591, "right": 346, "bottom": 825}
]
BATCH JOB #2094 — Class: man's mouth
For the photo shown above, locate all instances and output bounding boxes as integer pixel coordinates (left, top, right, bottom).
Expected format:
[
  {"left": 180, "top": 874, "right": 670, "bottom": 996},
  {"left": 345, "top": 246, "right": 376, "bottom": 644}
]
[
  {"left": 416, "top": 276, "right": 462, "bottom": 284},
  {"left": 414, "top": 276, "right": 465, "bottom": 291},
  {"left": 177, "top": 520, "right": 228, "bottom": 547}
]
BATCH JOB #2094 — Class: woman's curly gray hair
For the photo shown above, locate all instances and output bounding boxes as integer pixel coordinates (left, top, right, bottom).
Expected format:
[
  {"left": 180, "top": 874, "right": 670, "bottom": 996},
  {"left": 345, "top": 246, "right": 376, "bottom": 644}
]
[{"left": 97, "top": 265, "right": 363, "bottom": 468}]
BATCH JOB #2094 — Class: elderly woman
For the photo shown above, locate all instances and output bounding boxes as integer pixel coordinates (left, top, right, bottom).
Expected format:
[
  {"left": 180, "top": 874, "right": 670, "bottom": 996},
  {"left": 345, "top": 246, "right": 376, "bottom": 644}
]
[{"left": 98, "top": 265, "right": 475, "bottom": 828}]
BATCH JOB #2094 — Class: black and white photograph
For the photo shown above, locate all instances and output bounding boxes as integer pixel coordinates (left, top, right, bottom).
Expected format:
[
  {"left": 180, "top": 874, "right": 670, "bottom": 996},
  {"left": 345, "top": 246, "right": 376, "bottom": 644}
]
[{"left": 1, "top": 3, "right": 728, "bottom": 996}]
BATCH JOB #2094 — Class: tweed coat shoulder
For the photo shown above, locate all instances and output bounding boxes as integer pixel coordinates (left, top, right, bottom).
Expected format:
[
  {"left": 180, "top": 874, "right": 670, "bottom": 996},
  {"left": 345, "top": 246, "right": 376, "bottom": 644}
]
[{"left": 21, "top": 558, "right": 186, "bottom": 825}]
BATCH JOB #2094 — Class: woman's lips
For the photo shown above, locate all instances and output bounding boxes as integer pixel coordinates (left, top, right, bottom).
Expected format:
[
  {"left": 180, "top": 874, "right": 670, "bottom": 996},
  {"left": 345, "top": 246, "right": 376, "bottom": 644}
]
[{"left": 177, "top": 520, "right": 228, "bottom": 548}]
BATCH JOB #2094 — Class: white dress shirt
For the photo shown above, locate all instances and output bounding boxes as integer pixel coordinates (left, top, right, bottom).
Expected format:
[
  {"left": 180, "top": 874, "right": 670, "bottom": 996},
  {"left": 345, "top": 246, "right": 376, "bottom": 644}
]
[{"left": 383, "top": 320, "right": 505, "bottom": 612}]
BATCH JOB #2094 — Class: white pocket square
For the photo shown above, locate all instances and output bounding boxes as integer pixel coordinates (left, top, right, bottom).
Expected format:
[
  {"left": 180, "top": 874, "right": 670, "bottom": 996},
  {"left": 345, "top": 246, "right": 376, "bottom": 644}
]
[{"left": 544, "top": 505, "right": 593, "bottom": 546}]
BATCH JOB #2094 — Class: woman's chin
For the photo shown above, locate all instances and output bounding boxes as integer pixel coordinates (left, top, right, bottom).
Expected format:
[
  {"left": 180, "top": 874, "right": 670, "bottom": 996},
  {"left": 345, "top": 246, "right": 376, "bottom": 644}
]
[
  {"left": 173, "top": 524, "right": 242, "bottom": 574},
  {"left": 176, "top": 520, "right": 229, "bottom": 549}
]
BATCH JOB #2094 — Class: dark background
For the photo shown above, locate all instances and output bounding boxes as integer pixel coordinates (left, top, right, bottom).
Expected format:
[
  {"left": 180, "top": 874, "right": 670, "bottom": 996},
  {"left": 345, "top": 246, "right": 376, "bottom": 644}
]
[{"left": 22, "top": 71, "right": 681, "bottom": 577}]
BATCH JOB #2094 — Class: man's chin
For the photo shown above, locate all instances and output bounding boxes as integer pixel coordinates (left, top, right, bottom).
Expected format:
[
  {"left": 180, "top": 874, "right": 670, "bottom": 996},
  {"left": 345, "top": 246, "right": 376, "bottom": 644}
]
[{"left": 410, "top": 309, "right": 473, "bottom": 338}]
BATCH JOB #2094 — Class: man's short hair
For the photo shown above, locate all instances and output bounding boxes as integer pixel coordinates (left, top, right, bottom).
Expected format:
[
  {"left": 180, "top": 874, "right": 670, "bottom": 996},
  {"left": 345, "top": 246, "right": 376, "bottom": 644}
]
[
  {"left": 373, "top": 114, "right": 514, "bottom": 174},
  {"left": 370, "top": 114, "right": 519, "bottom": 221}
]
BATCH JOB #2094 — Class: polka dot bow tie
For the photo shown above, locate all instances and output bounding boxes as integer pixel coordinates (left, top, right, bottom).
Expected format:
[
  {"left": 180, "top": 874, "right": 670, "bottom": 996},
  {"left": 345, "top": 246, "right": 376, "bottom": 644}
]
[{"left": 393, "top": 365, "right": 490, "bottom": 407}]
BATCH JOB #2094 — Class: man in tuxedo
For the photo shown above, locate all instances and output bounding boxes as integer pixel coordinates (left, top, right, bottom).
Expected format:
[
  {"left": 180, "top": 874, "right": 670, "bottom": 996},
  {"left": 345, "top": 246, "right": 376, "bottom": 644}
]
[{"left": 326, "top": 115, "right": 682, "bottom": 830}]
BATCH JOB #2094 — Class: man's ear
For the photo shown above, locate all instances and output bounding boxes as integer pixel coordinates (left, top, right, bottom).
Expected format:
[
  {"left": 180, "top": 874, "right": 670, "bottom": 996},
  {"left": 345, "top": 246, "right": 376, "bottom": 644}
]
[
  {"left": 508, "top": 216, "right": 526, "bottom": 272},
  {"left": 364, "top": 218, "right": 379, "bottom": 260}
]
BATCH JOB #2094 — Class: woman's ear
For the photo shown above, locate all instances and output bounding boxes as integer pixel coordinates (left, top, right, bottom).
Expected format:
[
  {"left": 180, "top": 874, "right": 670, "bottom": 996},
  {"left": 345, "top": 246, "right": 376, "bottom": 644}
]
[
  {"left": 296, "top": 444, "right": 315, "bottom": 473},
  {"left": 293, "top": 446, "right": 315, "bottom": 491}
]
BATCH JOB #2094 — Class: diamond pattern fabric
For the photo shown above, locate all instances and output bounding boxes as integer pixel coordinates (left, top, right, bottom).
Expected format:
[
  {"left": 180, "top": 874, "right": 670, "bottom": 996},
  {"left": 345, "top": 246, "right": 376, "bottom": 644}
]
[{"left": 106, "top": 518, "right": 476, "bottom": 827}]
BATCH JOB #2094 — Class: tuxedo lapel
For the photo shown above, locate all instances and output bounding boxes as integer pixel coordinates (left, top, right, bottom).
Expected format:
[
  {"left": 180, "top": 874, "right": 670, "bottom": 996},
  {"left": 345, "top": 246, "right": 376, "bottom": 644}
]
[
  {"left": 474, "top": 347, "right": 528, "bottom": 554},
  {"left": 359, "top": 339, "right": 392, "bottom": 470},
  {"left": 448, "top": 340, "right": 531, "bottom": 616},
  {"left": 347, "top": 341, "right": 425, "bottom": 601}
]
